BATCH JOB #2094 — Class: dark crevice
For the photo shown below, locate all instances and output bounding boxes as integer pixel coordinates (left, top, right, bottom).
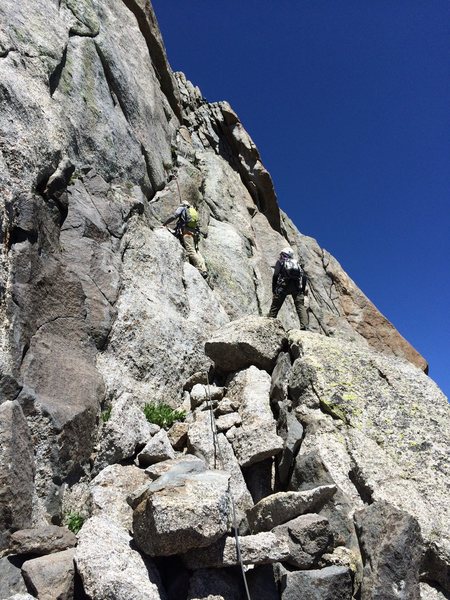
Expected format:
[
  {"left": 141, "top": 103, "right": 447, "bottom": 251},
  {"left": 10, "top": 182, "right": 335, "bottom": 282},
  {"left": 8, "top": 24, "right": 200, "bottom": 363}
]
[
  {"left": 0, "top": 47, "right": 14, "bottom": 58},
  {"left": 348, "top": 465, "right": 374, "bottom": 505},
  {"left": 49, "top": 44, "right": 68, "bottom": 97},
  {"left": 7, "top": 227, "right": 38, "bottom": 249},
  {"left": 120, "top": 0, "right": 182, "bottom": 121}
]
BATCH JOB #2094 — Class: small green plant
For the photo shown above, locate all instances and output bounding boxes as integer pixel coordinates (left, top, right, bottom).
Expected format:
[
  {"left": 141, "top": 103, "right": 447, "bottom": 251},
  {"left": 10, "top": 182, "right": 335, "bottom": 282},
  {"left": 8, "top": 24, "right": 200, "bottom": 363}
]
[
  {"left": 143, "top": 402, "right": 186, "bottom": 430},
  {"left": 101, "top": 407, "right": 112, "bottom": 423},
  {"left": 65, "top": 512, "right": 84, "bottom": 534}
]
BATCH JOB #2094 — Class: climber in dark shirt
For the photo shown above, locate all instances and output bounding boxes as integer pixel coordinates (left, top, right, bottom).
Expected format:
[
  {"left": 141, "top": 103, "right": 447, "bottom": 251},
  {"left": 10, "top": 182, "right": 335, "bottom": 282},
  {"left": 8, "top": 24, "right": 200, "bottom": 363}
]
[{"left": 268, "top": 247, "right": 308, "bottom": 329}]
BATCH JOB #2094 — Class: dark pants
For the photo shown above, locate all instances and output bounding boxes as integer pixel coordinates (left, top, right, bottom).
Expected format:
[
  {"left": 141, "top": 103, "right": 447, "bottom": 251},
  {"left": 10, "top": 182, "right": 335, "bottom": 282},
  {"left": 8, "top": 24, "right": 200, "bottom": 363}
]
[{"left": 268, "top": 282, "right": 308, "bottom": 329}]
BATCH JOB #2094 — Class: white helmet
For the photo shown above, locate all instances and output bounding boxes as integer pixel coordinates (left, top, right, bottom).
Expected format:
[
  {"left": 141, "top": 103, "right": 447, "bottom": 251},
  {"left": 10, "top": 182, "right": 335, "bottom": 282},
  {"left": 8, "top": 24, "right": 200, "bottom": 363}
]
[{"left": 280, "top": 247, "right": 294, "bottom": 259}]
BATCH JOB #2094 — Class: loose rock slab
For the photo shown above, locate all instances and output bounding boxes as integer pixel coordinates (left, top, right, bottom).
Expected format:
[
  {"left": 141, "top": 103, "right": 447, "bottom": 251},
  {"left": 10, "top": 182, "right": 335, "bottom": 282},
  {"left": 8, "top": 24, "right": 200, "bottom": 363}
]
[
  {"left": 273, "top": 513, "right": 333, "bottom": 568},
  {"left": 133, "top": 461, "right": 231, "bottom": 556},
  {"left": 137, "top": 429, "right": 175, "bottom": 467},
  {"left": 354, "top": 501, "right": 423, "bottom": 600},
  {"left": 248, "top": 485, "right": 337, "bottom": 532},
  {"left": 279, "top": 565, "right": 353, "bottom": 600},
  {"left": 75, "top": 516, "right": 163, "bottom": 600},
  {"left": 10, "top": 526, "right": 76, "bottom": 556},
  {"left": 205, "top": 316, "right": 286, "bottom": 372},
  {"left": 22, "top": 549, "right": 75, "bottom": 600},
  {"left": 226, "top": 366, "right": 283, "bottom": 467},
  {"left": 182, "top": 532, "right": 289, "bottom": 569}
]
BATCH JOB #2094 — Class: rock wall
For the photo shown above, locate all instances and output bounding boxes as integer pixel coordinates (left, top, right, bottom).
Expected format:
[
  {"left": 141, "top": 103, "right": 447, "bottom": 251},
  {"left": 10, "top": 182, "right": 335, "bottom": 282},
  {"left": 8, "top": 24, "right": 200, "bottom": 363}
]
[{"left": 0, "top": 2, "right": 448, "bottom": 599}]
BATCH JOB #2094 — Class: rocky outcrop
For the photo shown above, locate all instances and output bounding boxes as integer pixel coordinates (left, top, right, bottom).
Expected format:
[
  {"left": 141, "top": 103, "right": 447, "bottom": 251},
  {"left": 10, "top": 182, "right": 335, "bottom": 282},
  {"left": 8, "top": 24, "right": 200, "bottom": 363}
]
[{"left": 0, "top": 0, "right": 447, "bottom": 598}]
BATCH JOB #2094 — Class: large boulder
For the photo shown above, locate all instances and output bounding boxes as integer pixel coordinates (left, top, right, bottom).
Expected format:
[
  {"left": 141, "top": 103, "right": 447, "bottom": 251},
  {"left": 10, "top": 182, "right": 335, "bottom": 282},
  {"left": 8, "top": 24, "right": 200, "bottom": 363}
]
[
  {"left": 273, "top": 513, "right": 333, "bottom": 568},
  {"left": 90, "top": 464, "right": 149, "bottom": 531},
  {"left": 354, "top": 501, "right": 423, "bottom": 600},
  {"left": 9, "top": 526, "right": 76, "bottom": 556},
  {"left": 205, "top": 316, "right": 286, "bottom": 373},
  {"left": 187, "top": 410, "right": 253, "bottom": 525},
  {"left": 133, "top": 459, "right": 231, "bottom": 556},
  {"left": 75, "top": 516, "right": 164, "bottom": 600},
  {"left": 182, "top": 532, "right": 289, "bottom": 569},
  {"left": 21, "top": 549, "right": 75, "bottom": 600},
  {"left": 0, "top": 557, "right": 28, "bottom": 598},
  {"left": 225, "top": 366, "right": 283, "bottom": 467},
  {"left": 0, "top": 401, "right": 34, "bottom": 553},
  {"left": 248, "top": 485, "right": 337, "bottom": 533},
  {"left": 287, "top": 332, "right": 450, "bottom": 587},
  {"left": 279, "top": 565, "right": 353, "bottom": 600}
]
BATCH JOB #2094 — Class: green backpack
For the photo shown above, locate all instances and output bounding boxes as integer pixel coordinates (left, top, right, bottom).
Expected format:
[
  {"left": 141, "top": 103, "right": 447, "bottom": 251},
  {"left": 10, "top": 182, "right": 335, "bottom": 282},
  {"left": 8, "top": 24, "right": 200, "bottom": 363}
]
[{"left": 183, "top": 206, "right": 199, "bottom": 229}]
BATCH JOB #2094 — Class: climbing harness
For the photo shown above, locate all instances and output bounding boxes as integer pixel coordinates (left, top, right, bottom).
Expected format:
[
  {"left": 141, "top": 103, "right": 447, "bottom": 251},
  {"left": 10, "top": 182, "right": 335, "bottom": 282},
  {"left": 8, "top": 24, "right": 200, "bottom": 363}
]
[{"left": 205, "top": 371, "right": 252, "bottom": 600}]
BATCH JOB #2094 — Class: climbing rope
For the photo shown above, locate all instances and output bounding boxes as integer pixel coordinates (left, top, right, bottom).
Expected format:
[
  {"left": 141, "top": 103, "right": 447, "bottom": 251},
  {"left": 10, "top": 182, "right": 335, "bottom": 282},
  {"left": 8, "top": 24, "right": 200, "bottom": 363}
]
[{"left": 205, "top": 372, "right": 252, "bottom": 600}]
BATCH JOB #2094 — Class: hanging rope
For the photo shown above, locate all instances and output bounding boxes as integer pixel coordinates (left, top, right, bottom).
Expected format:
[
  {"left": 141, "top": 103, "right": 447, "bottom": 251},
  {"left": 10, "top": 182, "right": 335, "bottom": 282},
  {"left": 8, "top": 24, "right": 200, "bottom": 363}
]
[{"left": 205, "top": 371, "right": 252, "bottom": 600}]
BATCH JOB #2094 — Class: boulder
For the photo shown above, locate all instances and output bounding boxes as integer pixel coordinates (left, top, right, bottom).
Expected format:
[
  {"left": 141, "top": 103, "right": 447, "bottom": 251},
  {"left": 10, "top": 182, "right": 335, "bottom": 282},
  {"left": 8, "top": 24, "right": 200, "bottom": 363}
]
[
  {"left": 21, "top": 549, "right": 75, "bottom": 600},
  {"left": 0, "top": 401, "right": 34, "bottom": 553},
  {"left": 167, "top": 421, "right": 189, "bottom": 450},
  {"left": 9, "top": 526, "right": 76, "bottom": 556},
  {"left": 90, "top": 464, "right": 148, "bottom": 531},
  {"left": 190, "top": 383, "right": 225, "bottom": 409},
  {"left": 187, "top": 410, "right": 253, "bottom": 524},
  {"left": 136, "top": 429, "right": 175, "bottom": 467},
  {"left": 215, "top": 412, "right": 242, "bottom": 432},
  {"left": 0, "top": 556, "right": 28, "bottom": 598},
  {"left": 226, "top": 366, "right": 283, "bottom": 467},
  {"left": 248, "top": 485, "right": 337, "bottom": 533},
  {"left": 273, "top": 513, "right": 333, "bottom": 568},
  {"left": 94, "top": 393, "right": 154, "bottom": 473},
  {"left": 205, "top": 316, "right": 286, "bottom": 373},
  {"left": 182, "top": 532, "right": 289, "bottom": 569},
  {"left": 279, "top": 565, "right": 353, "bottom": 600},
  {"left": 75, "top": 516, "right": 163, "bottom": 600},
  {"left": 420, "top": 583, "right": 447, "bottom": 600},
  {"left": 287, "top": 333, "right": 450, "bottom": 582},
  {"left": 133, "top": 461, "right": 231, "bottom": 556},
  {"left": 354, "top": 501, "right": 423, "bottom": 600}
]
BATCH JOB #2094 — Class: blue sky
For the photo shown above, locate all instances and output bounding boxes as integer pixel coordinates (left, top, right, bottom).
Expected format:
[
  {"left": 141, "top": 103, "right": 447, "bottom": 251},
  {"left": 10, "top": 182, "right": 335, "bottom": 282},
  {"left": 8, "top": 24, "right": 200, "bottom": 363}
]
[{"left": 152, "top": 0, "right": 450, "bottom": 399}]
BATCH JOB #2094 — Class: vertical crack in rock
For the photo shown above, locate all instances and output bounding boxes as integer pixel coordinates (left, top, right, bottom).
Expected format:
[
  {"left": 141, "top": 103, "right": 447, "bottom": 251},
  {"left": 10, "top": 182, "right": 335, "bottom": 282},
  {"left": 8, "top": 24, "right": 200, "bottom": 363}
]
[
  {"left": 49, "top": 44, "right": 68, "bottom": 97},
  {"left": 348, "top": 464, "right": 374, "bottom": 506},
  {"left": 120, "top": 0, "right": 182, "bottom": 121},
  {"left": 94, "top": 43, "right": 130, "bottom": 123}
]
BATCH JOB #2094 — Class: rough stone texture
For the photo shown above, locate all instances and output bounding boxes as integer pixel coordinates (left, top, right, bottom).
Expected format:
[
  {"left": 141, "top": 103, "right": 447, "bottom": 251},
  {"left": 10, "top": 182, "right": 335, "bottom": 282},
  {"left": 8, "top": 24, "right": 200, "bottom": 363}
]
[
  {"left": 288, "top": 332, "right": 450, "bottom": 588},
  {"left": 0, "top": 556, "right": 28, "bottom": 598},
  {"left": 5, "top": 595, "right": 36, "bottom": 600},
  {"left": 248, "top": 485, "right": 337, "bottom": 533},
  {"left": 279, "top": 565, "right": 353, "bottom": 600},
  {"left": 354, "top": 501, "right": 423, "bottom": 600},
  {"left": 167, "top": 421, "right": 189, "bottom": 450},
  {"left": 187, "top": 568, "right": 243, "bottom": 600},
  {"left": 270, "top": 351, "right": 292, "bottom": 403},
  {"left": 133, "top": 461, "right": 231, "bottom": 556},
  {"left": 21, "top": 549, "right": 75, "bottom": 600},
  {"left": 215, "top": 412, "right": 242, "bottom": 432},
  {"left": 225, "top": 366, "right": 283, "bottom": 467},
  {"left": 137, "top": 429, "right": 175, "bottom": 467},
  {"left": 76, "top": 516, "right": 164, "bottom": 599},
  {"left": 273, "top": 513, "right": 333, "bottom": 568},
  {"left": 187, "top": 410, "right": 253, "bottom": 525},
  {"left": 94, "top": 393, "right": 153, "bottom": 473},
  {"left": 0, "top": 401, "right": 34, "bottom": 554},
  {"left": 420, "top": 583, "right": 448, "bottom": 600},
  {"left": 90, "top": 463, "right": 148, "bottom": 531},
  {"left": 182, "top": 531, "right": 289, "bottom": 569},
  {"left": 190, "top": 384, "right": 225, "bottom": 409},
  {"left": 276, "top": 400, "right": 303, "bottom": 487},
  {"left": 205, "top": 316, "right": 286, "bottom": 373},
  {"left": 9, "top": 526, "right": 76, "bottom": 556}
]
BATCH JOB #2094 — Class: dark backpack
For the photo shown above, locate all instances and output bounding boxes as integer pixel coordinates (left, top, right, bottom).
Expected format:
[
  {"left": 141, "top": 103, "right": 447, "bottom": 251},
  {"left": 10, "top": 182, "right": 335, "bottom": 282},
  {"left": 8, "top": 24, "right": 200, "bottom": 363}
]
[{"left": 281, "top": 257, "right": 302, "bottom": 280}]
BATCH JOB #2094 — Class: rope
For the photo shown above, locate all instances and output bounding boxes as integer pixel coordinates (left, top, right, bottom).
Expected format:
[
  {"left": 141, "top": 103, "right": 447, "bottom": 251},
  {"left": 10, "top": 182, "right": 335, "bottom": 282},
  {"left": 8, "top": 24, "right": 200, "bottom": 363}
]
[{"left": 205, "top": 372, "right": 252, "bottom": 600}]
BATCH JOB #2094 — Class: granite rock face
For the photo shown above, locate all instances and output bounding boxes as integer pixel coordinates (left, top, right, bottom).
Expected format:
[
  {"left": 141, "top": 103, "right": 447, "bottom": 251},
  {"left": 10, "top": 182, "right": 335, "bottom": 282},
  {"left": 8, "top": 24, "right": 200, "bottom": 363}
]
[{"left": 0, "top": 0, "right": 447, "bottom": 598}]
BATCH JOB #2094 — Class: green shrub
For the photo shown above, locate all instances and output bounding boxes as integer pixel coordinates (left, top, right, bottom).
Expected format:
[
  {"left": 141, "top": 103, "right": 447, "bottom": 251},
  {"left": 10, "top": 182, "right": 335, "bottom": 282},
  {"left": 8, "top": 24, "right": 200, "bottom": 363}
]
[
  {"left": 101, "top": 407, "right": 112, "bottom": 422},
  {"left": 143, "top": 402, "right": 186, "bottom": 430},
  {"left": 65, "top": 512, "right": 84, "bottom": 534}
]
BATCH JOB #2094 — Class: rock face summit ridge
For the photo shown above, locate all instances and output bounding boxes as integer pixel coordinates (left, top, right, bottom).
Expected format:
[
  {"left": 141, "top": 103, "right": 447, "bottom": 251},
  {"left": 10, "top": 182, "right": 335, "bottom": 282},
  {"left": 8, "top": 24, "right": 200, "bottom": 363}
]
[{"left": 0, "top": 1, "right": 448, "bottom": 599}]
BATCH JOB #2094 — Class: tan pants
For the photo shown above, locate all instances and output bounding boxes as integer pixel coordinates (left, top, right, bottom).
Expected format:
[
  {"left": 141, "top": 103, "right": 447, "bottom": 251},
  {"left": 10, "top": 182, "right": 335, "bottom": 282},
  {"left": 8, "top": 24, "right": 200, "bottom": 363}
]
[{"left": 182, "top": 232, "right": 207, "bottom": 274}]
